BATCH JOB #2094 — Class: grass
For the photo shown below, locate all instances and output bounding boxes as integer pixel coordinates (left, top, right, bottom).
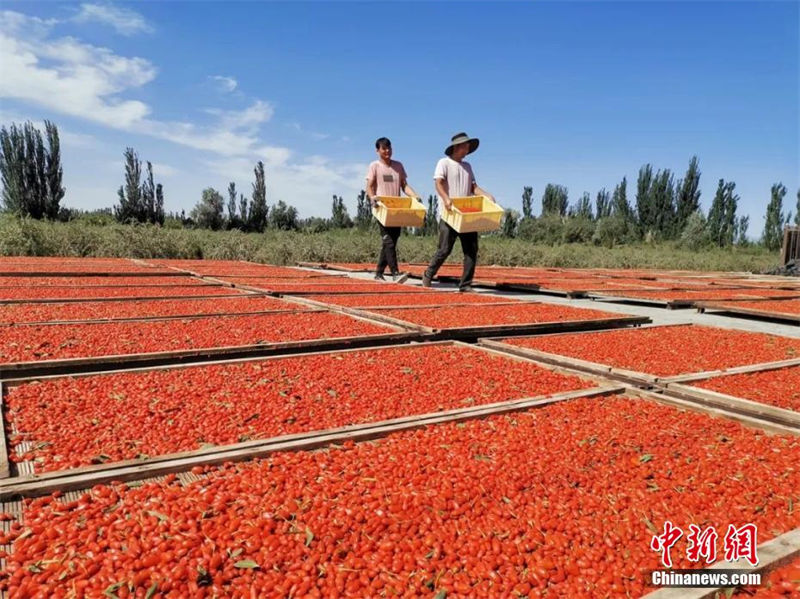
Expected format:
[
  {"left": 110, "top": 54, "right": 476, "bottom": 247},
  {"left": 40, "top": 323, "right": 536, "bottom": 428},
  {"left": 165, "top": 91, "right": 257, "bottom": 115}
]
[{"left": 0, "top": 215, "right": 780, "bottom": 272}]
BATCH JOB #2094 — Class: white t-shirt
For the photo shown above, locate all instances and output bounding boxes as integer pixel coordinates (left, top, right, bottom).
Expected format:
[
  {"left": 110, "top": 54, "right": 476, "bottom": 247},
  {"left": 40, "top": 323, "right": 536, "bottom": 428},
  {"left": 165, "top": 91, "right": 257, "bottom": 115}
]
[{"left": 433, "top": 157, "right": 476, "bottom": 217}]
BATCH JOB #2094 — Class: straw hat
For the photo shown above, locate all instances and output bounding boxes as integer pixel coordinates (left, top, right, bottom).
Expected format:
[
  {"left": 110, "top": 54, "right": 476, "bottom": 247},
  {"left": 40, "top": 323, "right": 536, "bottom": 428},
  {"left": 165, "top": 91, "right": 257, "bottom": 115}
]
[{"left": 444, "top": 132, "right": 480, "bottom": 157}]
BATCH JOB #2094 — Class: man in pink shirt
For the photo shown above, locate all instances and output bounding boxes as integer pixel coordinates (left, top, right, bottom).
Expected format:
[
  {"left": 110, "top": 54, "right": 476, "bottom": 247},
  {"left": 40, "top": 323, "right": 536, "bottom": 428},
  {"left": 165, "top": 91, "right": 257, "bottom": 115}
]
[
  {"left": 365, "top": 137, "right": 420, "bottom": 281},
  {"left": 423, "top": 132, "right": 497, "bottom": 292}
]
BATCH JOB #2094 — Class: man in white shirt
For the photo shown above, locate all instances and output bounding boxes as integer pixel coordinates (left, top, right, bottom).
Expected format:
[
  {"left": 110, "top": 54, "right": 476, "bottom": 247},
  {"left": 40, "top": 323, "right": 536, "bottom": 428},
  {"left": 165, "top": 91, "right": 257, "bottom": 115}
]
[
  {"left": 365, "top": 137, "right": 419, "bottom": 281},
  {"left": 423, "top": 132, "right": 497, "bottom": 291}
]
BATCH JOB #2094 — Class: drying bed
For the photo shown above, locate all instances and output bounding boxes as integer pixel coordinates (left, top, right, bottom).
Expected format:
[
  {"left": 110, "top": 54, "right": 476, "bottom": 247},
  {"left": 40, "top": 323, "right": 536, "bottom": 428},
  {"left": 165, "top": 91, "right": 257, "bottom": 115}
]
[
  {"left": 1, "top": 395, "right": 799, "bottom": 597},
  {"left": 499, "top": 325, "right": 800, "bottom": 378},
  {"left": 301, "top": 292, "right": 513, "bottom": 308},
  {"left": 366, "top": 303, "right": 623, "bottom": 330},
  {"left": 693, "top": 366, "right": 800, "bottom": 413},
  {"left": 0, "top": 312, "right": 392, "bottom": 364},
  {"left": 231, "top": 281, "right": 425, "bottom": 295},
  {"left": 0, "top": 276, "right": 208, "bottom": 287},
  {"left": 600, "top": 289, "right": 800, "bottom": 301},
  {"left": 4, "top": 343, "right": 596, "bottom": 472},
  {"left": 702, "top": 299, "right": 800, "bottom": 317},
  {"left": 0, "top": 285, "right": 240, "bottom": 302},
  {"left": 0, "top": 296, "right": 296, "bottom": 325}
]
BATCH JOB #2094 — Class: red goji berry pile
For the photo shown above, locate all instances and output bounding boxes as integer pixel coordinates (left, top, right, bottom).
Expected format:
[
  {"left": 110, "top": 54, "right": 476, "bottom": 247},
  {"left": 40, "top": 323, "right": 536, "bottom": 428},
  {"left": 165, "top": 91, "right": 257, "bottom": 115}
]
[
  {"left": 0, "top": 258, "right": 173, "bottom": 274},
  {"left": 504, "top": 325, "right": 800, "bottom": 377},
  {"left": 0, "top": 311, "right": 391, "bottom": 364},
  {"left": 2, "top": 395, "right": 799, "bottom": 598},
  {"left": 457, "top": 206, "right": 482, "bottom": 212},
  {"left": 708, "top": 299, "right": 800, "bottom": 316},
  {"left": 0, "top": 296, "right": 295, "bottom": 325},
  {"left": 728, "top": 556, "right": 800, "bottom": 597},
  {"left": 6, "top": 344, "right": 594, "bottom": 471},
  {"left": 0, "top": 285, "right": 242, "bottom": 302},
  {"left": 304, "top": 292, "right": 512, "bottom": 308},
  {"left": 369, "top": 303, "right": 619, "bottom": 329},
  {"left": 0, "top": 276, "right": 208, "bottom": 287},
  {"left": 217, "top": 276, "right": 378, "bottom": 288},
  {"left": 228, "top": 281, "right": 424, "bottom": 295},
  {"left": 604, "top": 289, "right": 800, "bottom": 300},
  {"left": 694, "top": 366, "right": 800, "bottom": 413}
]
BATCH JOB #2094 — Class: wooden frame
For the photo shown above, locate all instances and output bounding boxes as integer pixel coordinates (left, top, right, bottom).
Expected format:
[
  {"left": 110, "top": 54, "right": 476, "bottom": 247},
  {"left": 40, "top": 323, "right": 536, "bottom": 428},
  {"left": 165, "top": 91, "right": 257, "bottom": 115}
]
[
  {"left": 0, "top": 312, "right": 427, "bottom": 379},
  {"left": 0, "top": 340, "right": 621, "bottom": 497}
]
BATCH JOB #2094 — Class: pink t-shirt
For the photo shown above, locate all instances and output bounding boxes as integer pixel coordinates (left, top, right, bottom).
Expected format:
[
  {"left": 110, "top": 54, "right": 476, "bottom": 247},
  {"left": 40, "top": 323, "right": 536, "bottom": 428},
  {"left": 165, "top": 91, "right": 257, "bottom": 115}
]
[{"left": 366, "top": 160, "right": 407, "bottom": 197}]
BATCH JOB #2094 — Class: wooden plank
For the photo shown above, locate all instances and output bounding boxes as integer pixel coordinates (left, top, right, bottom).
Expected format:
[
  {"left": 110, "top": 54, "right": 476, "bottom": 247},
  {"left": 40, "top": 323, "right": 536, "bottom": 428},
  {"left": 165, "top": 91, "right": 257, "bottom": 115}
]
[
  {"left": 660, "top": 358, "right": 800, "bottom": 385},
  {"left": 0, "top": 328, "right": 428, "bottom": 380},
  {"left": 643, "top": 528, "right": 800, "bottom": 599},
  {"left": 0, "top": 382, "right": 9, "bottom": 479},
  {"left": 426, "top": 315, "right": 650, "bottom": 340},
  {"left": 0, "top": 385, "right": 622, "bottom": 499},
  {"left": 663, "top": 382, "right": 800, "bottom": 429},
  {"left": 696, "top": 302, "right": 800, "bottom": 324}
]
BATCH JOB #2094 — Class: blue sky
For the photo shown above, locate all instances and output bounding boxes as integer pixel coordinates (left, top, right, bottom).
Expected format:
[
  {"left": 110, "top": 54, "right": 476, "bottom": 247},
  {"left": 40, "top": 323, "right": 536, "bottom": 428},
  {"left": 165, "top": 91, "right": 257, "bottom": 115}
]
[{"left": 1, "top": 1, "right": 798, "bottom": 233}]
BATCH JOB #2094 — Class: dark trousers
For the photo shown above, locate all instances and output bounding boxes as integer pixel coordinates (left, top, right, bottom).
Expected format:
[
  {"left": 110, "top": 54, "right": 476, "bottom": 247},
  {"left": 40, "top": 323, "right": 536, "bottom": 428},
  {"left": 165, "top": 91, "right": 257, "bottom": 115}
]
[
  {"left": 425, "top": 220, "right": 478, "bottom": 289},
  {"left": 376, "top": 223, "right": 402, "bottom": 275}
]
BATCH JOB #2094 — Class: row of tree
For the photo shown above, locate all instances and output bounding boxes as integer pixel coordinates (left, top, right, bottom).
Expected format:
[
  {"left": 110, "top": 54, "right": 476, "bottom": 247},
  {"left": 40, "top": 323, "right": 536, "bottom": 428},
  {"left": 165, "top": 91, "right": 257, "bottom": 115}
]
[{"left": 2, "top": 121, "right": 799, "bottom": 249}]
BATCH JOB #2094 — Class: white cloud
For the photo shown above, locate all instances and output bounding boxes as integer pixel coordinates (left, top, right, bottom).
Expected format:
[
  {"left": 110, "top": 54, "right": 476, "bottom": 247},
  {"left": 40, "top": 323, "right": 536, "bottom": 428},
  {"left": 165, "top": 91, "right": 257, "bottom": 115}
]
[
  {"left": 73, "top": 3, "right": 153, "bottom": 36},
  {"left": 0, "top": 11, "right": 274, "bottom": 156},
  {"left": 1, "top": 11, "right": 156, "bottom": 128},
  {"left": 208, "top": 75, "right": 238, "bottom": 93}
]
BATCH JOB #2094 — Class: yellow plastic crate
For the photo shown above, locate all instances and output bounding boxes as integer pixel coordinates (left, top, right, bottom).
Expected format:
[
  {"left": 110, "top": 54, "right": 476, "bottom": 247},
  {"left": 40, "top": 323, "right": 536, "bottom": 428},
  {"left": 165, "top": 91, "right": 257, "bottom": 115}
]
[
  {"left": 443, "top": 196, "right": 504, "bottom": 233},
  {"left": 372, "top": 196, "right": 427, "bottom": 228}
]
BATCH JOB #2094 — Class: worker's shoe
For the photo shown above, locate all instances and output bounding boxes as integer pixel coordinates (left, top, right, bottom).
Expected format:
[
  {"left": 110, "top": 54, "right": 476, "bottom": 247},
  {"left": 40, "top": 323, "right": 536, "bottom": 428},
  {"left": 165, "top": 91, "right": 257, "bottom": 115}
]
[
  {"left": 392, "top": 272, "right": 410, "bottom": 284},
  {"left": 374, "top": 273, "right": 386, "bottom": 281},
  {"left": 422, "top": 274, "right": 432, "bottom": 288}
]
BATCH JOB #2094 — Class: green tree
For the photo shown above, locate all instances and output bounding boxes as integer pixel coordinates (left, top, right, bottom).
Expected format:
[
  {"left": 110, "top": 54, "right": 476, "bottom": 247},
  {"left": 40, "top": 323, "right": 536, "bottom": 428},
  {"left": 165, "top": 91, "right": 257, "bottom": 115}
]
[
  {"left": 650, "top": 169, "right": 676, "bottom": 237},
  {"left": 355, "top": 189, "right": 372, "bottom": 230},
  {"left": 707, "top": 179, "right": 738, "bottom": 247},
  {"left": 734, "top": 214, "right": 749, "bottom": 246},
  {"left": 611, "top": 177, "right": 634, "bottom": 224},
  {"left": 521, "top": 186, "right": 533, "bottom": 219},
  {"left": 762, "top": 183, "right": 787, "bottom": 251},
  {"left": 268, "top": 200, "right": 299, "bottom": 230},
  {"left": 635, "top": 164, "right": 654, "bottom": 235},
  {"left": 114, "top": 147, "right": 143, "bottom": 223},
  {"left": 541, "top": 184, "right": 568, "bottom": 216},
  {"left": 595, "top": 188, "right": 611, "bottom": 219},
  {"left": 331, "top": 195, "right": 353, "bottom": 228},
  {"left": 501, "top": 209, "right": 519, "bottom": 238},
  {"left": 154, "top": 183, "right": 165, "bottom": 225},
  {"left": 239, "top": 193, "right": 249, "bottom": 227},
  {"left": 249, "top": 161, "right": 268, "bottom": 232},
  {"left": 571, "top": 192, "right": 593, "bottom": 220},
  {"left": 424, "top": 195, "right": 438, "bottom": 235},
  {"left": 191, "top": 187, "right": 225, "bottom": 230},
  {"left": 795, "top": 190, "right": 799, "bottom": 226},
  {"left": 0, "top": 120, "right": 65, "bottom": 219},
  {"left": 141, "top": 161, "right": 155, "bottom": 223},
  {"left": 227, "top": 182, "right": 238, "bottom": 229},
  {"left": 675, "top": 156, "right": 701, "bottom": 233}
]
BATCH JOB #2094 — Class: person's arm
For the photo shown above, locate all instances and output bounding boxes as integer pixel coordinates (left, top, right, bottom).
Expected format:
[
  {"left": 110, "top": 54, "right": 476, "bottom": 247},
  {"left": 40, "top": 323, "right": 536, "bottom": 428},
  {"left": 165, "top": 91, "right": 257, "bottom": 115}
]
[
  {"left": 436, "top": 177, "right": 452, "bottom": 211},
  {"left": 402, "top": 182, "right": 419, "bottom": 199},
  {"left": 365, "top": 164, "right": 378, "bottom": 207},
  {"left": 473, "top": 182, "right": 496, "bottom": 204}
]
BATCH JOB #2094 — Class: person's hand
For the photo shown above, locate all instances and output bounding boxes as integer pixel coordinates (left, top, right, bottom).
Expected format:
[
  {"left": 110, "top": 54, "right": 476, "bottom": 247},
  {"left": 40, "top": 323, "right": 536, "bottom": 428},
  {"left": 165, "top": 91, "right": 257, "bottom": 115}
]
[{"left": 443, "top": 198, "right": 453, "bottom": 211}]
